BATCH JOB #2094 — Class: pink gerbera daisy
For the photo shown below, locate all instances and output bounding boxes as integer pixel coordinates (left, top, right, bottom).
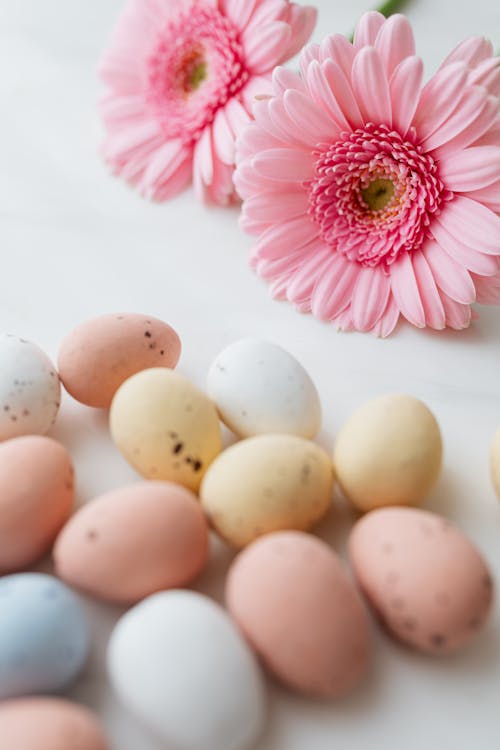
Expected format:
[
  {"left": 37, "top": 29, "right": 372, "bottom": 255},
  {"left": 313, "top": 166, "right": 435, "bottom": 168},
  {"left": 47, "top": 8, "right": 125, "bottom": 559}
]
[
  {"left": 99, "top": 0, "right": 316, "bottom": 204},
  {"left": 235, "top": 12, "right": 500, "bottom": 335}
]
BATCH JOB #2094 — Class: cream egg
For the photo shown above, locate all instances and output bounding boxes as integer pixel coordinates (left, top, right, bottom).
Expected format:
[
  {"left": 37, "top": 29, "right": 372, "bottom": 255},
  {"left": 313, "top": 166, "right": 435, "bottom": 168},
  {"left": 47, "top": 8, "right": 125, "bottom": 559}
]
[
  {"left": 349, "top": 507, "right": 494, "bottom": 654},
  {"left": 58, "top": 313, "right": 181, "bottom": 408},
  {"left": 108, "top": 590, "right": 266, "bottom": 750},
  {"left": 0, "top": 334, "right": 60, "bottom": 441},
  {"left": 200, "top": 434, "right": 334, "bottom": 548},
  {"left": 226, "top": 531, "right": 372, "bottom": 698},
  {"left": 54, "top": 481, "right": 209, "bottom": 604},
  {"left": 0, "top": 698, "right": 108, "bottom": 750},
  {"left": 110, "top": 368, "right": 222, "bottom": 492},
  {"left": 207, "top": 338, "right": 321, "bottom": 438},
  {"left": 0, "top": 436, "right": 74, "bottom": 573},
  {"left": 333, "top": 394, "right": 442, "bottom": 511}
]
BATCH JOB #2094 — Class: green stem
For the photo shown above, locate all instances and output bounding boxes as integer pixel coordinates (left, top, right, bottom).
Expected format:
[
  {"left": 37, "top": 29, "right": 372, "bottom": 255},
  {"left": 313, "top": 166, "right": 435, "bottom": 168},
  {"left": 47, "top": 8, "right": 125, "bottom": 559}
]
[{"left": 376, "top": 0, "right": 410, "bottom": 18}]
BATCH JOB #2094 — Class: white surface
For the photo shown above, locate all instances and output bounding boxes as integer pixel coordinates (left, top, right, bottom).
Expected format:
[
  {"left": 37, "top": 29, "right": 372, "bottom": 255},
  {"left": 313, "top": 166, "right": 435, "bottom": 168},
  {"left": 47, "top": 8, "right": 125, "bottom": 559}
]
[{"left": 1, "top": 0, "right": 500, "bottom": 748}]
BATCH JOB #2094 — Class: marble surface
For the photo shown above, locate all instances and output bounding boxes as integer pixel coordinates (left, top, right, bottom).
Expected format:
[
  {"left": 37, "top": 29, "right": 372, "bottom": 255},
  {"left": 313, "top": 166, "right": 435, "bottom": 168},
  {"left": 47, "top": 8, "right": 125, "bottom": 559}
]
[{"left": 1, "top": 0, "right": 500, "bottom": 747}]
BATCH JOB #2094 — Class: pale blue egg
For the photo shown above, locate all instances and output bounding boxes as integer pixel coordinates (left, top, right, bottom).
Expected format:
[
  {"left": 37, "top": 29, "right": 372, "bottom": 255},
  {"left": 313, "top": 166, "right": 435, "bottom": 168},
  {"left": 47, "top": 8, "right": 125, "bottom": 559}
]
[{"left": 0, "top": 572, "right": 89, "bottom": 699}]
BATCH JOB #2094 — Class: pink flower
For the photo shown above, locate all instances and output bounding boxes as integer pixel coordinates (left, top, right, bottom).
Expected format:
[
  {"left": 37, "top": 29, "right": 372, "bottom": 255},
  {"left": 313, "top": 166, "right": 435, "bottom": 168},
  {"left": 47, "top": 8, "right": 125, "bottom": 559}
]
[
  {"left": 235, "top": 12, "right": 500, "bottom": 335},
  {"left": 99, "top": 0, "right": 316, "bottom": 205}
]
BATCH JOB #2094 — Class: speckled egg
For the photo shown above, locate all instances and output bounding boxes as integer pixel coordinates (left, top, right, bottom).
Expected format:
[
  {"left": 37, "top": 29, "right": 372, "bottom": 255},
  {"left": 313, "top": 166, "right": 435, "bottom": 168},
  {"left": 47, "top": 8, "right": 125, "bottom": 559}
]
[
  {"left": 0, "top": 436, "right": 74, "bottom": 573},
  {"left": 110, "top": 368, "right": 222, "bottom": 492},
  {"left": 0, "top": 573, "right": 89, "bottom": 699},
  {"left": 200, "top": 434, "right": 334, "bottom": 548},
  {"left": 226, "top": 531, "right": 372, "bottom": 698},
  {"left": 489, "top": 427, "right": 500, "bottom": 500},
  {"left": 58, "top": 313, "right": 181, "bottom": 408},
  {"left": 349, "top": 507, "right": 494, "bottom": 654},
  {"left": 0, "top": 334, "right": 60, "bottom": 441},
  {"left": 54, "top": 481, "right": 209, "bottom": 604},
  {"left": 333, "top": 394, "right": 442, "bottom": 512},
  {"left": 0, "top": 698, "right": 109, "bottom": 750},
  {"left": 207, "top": 338, "right": 321, "bottom": 438},
  {"left": 108, "top": 590, "right": 266, "bottom": 750}
]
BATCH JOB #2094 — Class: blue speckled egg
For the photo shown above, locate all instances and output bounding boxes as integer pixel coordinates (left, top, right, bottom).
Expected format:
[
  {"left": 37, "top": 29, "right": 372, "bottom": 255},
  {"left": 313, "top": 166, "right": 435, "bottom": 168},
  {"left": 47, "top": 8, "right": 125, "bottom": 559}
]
[{"left": 0, "top": 573, "right": 89, "bottom": 699}]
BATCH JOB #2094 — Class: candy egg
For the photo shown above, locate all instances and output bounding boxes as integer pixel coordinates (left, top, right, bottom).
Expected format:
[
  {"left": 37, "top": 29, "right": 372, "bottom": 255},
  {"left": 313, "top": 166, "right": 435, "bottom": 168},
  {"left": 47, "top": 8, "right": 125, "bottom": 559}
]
[
  {"left": 0, "top": 436, "right": 74, "bottom": 573},
  {"left": 0, "top": 334, "right": 60, "bottom": 441},
  {"left": 489, "top": 427, "right": 500, "bottom": 500},
  {"left": 207, "top": 338, "right": 321, "bottom": 438},
  {"left": 333, "top": 394, "right": 442, "bottom": 511},
  {"left": 200, "top": 434, "right": 334, "bottom": 548},
  {"left": 110, "top": 368, "right": 222, "bottom": 492},
  {"left": 108, "top": 590, "right": 266, "bottom": 750},
  {"left": 58, "top": 313, "right": 181, "bottom": 408},
  {"left": 0, "top": 698, "right": 109, "bottom": 750},
  {"left": 226, "top": 531, "right": 372, "bottom": 698},
  {"left": 349, "top": 507, "right": 493, "bottom": 654},
  {"left": 54, "top": 481, "right": 209, "bottom": 604},
  {"left": 0, "top": 573, "right": 89, "bottom": 699}
]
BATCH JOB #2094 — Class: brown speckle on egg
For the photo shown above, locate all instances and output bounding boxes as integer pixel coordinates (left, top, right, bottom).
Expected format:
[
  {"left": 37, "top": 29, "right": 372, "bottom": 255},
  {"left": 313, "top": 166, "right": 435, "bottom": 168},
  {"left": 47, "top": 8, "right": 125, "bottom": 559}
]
[
  {"left": 86, "top": 529, "right": 98, "bottom": 542},
  {"left": 172, "top": 442, "right": 184, "bottom": 455},
  {"left": 430, "top": 633, "right": 446, "bottom": 648}
]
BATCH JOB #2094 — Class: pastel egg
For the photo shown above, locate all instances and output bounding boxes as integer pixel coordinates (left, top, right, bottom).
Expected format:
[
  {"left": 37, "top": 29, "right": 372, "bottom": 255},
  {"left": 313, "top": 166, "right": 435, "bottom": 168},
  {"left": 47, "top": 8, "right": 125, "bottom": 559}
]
[
  {"left": 54, "top": 481, "right": 209, "bottom": 604},
  {"left": 489, "top": 427, "right": 500, "bottom": 500},
  {"left": 0, "top": 333, "right": 60, "bottom": 441},
  {"left": 0, "top": 436, "right": 74, "bottom": 573},
  {"left": 110, "top": 368, "right": 222, "bottom": 492},
  {"left": 207, "top": 338, "right": 321, "bottom": 438},
  {"left": 349, "top": 507, "right": 494, "bottom": 654},
  {"left": 0, "top": 698, "right": 108, "bottom": 750},
  {"left": 108, "top": 590, "right": 266, "bottom": 750},
  {"left": 226, "top": 531, "right": 372, "bottom": 698},
  {"left": 200, "top": 434, "right": 334, "bottom": 548},
  {"left": 58, "top": 313, "right": 181, "bottom": 408},
  {"left": 0, "top": 573, "right": 89, "bottom": 699},
  {"left": 333, "top": 394, "right": 442, "bottom": 512}
]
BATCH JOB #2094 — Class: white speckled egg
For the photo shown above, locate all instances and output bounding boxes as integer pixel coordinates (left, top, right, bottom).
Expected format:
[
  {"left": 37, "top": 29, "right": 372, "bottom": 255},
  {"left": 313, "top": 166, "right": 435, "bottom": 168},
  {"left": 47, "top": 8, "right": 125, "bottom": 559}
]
[
  {"left": 0, "top": 334, "right": 60, "bottom": 441},
  {"left": 108, "top": 590, "right": 266, "bottom": 750},
  {"left": 333, "top": 394, "right": 442, "bottom": 512},
  {"left": 0, "top": 573, "right": 89, "bottom": 699},
  {"left": 200, "top": 434, "right": 334, "bottom": 548},
  {"left": 110, "top": 368, "right": 222, "bottom": 492},
  {"left": 207, "top": 339, "right": 321, "bottom": 438}
]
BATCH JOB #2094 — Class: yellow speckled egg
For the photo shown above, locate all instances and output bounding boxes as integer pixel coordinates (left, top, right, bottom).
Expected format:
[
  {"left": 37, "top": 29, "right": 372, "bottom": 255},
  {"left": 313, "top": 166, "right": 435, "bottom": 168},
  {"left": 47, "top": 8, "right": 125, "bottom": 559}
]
[
  {"left": 110, "top": 369, "right": 222, "bottom": 492},
  {"left": 333, "top": 394, "right": 442, "bottom": 512},
  {"left": 200, "top": 434, "right": 334, "bottom": 548}
]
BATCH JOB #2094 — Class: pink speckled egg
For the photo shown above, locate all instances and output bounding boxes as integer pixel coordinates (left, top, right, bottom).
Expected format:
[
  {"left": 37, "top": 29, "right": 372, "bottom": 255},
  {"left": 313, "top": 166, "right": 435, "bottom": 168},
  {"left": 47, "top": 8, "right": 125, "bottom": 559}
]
[
  {"left": 0, "top": 698, "right": 108, "bottom": 749},
  {"left": 226, "top": 531, "right": 372, "bottom": 698},
  {"left": 0, "top": 436, "right": 74, "bottom": 574},
  {"left": 58, "top": 313, "right": 181, "bottom": 408},
  {"left": 53, "top": 481, "right": 209, "bottom": 604},
  {"left": 349, "top": 507, "right": 494, "bottom": 654}
]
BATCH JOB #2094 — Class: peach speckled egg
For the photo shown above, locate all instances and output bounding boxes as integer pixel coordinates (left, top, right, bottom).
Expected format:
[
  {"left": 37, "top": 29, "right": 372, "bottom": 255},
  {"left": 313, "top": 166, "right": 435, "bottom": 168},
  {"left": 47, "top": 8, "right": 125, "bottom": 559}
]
[
  {"left": 349, "top": 507, "right": 494, "bottom": 654},
  {"left": 200, "top": 435, "right": 334, "bottom": 548},
  {"left": 0, "top": 698, "right": 108, "bottom": 750},
  {"left": 53, "top": 481, "right": 209, "bottom": 604},
  {"left": 333, "top": 394, "right": 442, "bottom": 512},
  {"left": 0, "top": 436, "right": 74, "bottom": 574},
  {"left": 110, "top": 368, "right": 222, "bottom": 492},
  {"left": 58, "top": 313, "right": 181, "bottom": 408},
  {"left": 226, "top": 531, "right": 372, "bottom": 698}
]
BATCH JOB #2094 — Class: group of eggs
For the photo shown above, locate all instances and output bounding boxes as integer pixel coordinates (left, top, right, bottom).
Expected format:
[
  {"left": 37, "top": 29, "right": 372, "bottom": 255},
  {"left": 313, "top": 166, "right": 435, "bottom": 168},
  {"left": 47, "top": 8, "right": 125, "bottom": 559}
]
[{"left": 0, "top": 315, "right": 496, "bottom": 750}]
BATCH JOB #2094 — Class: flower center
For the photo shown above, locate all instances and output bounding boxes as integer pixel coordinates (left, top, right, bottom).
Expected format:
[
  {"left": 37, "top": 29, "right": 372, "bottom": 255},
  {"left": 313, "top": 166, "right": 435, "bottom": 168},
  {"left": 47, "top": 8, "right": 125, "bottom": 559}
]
[
  {"left": 307, "top": 124, "right": 450, "bottom": 269},
  {"left": 147, "top": 3, "right": 249, "bottom": 144}
]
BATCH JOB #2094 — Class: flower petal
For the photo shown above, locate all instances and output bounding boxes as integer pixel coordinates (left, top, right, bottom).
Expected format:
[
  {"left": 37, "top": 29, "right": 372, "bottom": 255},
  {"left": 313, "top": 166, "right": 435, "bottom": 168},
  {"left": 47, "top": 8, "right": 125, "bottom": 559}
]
[
  {"left": 139, "top": 138, "right": 189, "bottom": 193},
  {"left": 431, "top": 96, "right": 498, "bottom": 159},
  {"left": 439, "top": 36, "right": 494, "bottom": 70},
  {"left": 243, "top": 21, "right": 291, "bottom": 73},
  {"left": 286, "top": 246, "right": 332, "bottom": 304},
  {"left": 251, "top": 216, "right": 318, "bottom": 262},
  {"left": 319, "top": 34, "right": 355, "bottom": 80},
  {"left": 272, "top": 66, "right": 306, "bottom": 95},
  {"left": 311, "top": 255, "right": 360, "bottom": 320},
  {"left": 422, "top": 86, "right": 489, "bottom": 153},
  {"left": 351, "top": 266, "right": 391, "bottom": 331},
  {"left": 283, "top": 6, "right": 317, "bottom": 61},
  {"left": 252, "top": 147, "right": 314, "bottom": 181},
  {"left": 223, "top": 0, "right": 259, "bottom": 30},
  {"left": 439, "top": 145, "right": 500, "bottom": 192},
  {"left": 213, "top": 108, "right": 235, "bottom": 165},
  {"left": 390, "top": 56, "right": 424, "bottom": 137},
  {"left": 241, "top": 191, "right": 309, "bottom": 223},
  {"left": 390, "top": 252, "right": 425, "bottom": 327},
  {"left": 466, "top": 180, "right": 500, "bottom": 213},
  {"left": 306, "top": 60, "right": 351, "bottom": 133},
  {"left": 352, "top": 47, "right": 392, "bottom": 126},
  {"left": 283, "top": 88, "right": 339, "bottom": 144},
  {"left": 472, "top": 274, "right": 500, "bottom": 304},
  {"left": 152, "top": 155, "right": 192, "bottom": 201},
  {"left": 375, "top": 14, "right": 416, "bottom": 78},
  {"left": 436, "top": 196, "right": 500, "bottom": 255},
  {"left": 369, "top": 295, "right": 400, "bottom": 337},
  {"left": 321, "top": 59, "right": 363, "bottom": 130},
  {"left": 413, "top": 62, "right": 468, "bottom": 140},
  {"left": 430, "top": 220, "right": 499, "bottom": 275},
  {"left": 423, "top": 239, "right": 476, "bottom": 303},
  {"left": 412, "top": 252, "right": 446, "bottom": 329},
  {"left": 224, "top": 98, "right": 252, "bottom": 137},
  {"left": 241, "top": 76, "right": 275, "bottom": 111},
  {"left": 353, "top": 11, "right": 385, "bottom": 48},
  {"left": 439, "top": 291, "right": 471, "bottom": 330}
]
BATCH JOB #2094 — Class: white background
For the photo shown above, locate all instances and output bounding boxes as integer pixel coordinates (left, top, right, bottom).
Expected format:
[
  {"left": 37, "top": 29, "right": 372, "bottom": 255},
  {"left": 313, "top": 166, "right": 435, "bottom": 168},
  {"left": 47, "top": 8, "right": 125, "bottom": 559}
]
[{"left": 1, "top": 0, "right": 500, "bottom": 748}]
